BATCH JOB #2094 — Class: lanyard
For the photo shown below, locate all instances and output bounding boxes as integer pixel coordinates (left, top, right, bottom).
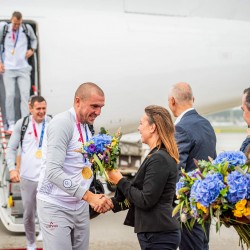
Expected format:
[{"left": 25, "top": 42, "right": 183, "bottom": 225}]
[
  {"left": 76, "top": 116, "right": 89, "bottom": 143},
  {"left": 76, "top": 116, "right": 89, "bottom": 163},
  {"left": 32, "top": 118, "right": 46, "bottom": 149},
  {"left": 12, "top": 28, "right": 19, "bottom": 50}
]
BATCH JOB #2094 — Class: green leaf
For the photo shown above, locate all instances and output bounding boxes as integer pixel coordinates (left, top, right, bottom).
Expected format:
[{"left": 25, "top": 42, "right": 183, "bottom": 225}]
[
  {"left": 172, "top": 202, "right": 183, "bottom": 217},
  {"left": 220, "top": 187, "right": 228, "bottom": 197},
  {"left": 177, "top": 187, "right": 190, "bottom": 194},
  {"left": 222, "top": 162, "right": 229, "bottom": 176},
  {"left": 243, "top": 165, "right": 249, "bottom": 174},
  {"left": 93, "top": 154, "right": 104, "bottom": 176},
  {"left": 235, "top": 166, "right": 245, "bottom": 175},
  {"left": 216, "top": 221, "right": 221, "bottom": 233},
  {"left": 190, "top": 218, "right": 196, "bottom": 229}
]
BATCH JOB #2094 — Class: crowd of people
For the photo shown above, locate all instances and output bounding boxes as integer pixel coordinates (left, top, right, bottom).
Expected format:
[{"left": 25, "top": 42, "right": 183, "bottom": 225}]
[{"left": 1, "top": 10, "right": 250, "bottom": 250}]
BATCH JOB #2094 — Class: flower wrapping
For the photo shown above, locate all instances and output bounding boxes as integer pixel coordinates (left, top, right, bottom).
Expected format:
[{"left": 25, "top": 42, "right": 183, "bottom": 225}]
[{"left": 173, "top": 151, "right": 250, "bottom": 248}]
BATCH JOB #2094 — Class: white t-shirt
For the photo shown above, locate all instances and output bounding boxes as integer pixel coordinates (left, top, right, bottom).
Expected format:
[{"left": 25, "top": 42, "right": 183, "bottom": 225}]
[
  {"left": 6, "top": 115, "right": 51, "bottom": 181},
  {"left": 3, "top": 23, "right": 30, "bottom": 70}
]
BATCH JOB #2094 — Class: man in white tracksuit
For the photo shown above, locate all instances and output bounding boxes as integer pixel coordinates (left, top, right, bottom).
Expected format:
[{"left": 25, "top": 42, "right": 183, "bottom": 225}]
[
  {"left": 6, "top": 95, "right": 51, "bottom": 250},
  {"left": 37, "top": 82, "right": 113, "bottom": 250},
  {"left": 0, "top": 11, "right": 37, "bottom": 131}
]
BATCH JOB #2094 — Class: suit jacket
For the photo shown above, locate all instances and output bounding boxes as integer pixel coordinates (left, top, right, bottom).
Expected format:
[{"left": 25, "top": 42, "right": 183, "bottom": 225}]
[
  {"left": 240, "top": 137, "right": 250, "bottom": 154},
  {"left": 175, "top": 109, "right": 217, "bottom": 176},
  {"left": 112, "top": 146, "right": 180, "bottom": 233}
]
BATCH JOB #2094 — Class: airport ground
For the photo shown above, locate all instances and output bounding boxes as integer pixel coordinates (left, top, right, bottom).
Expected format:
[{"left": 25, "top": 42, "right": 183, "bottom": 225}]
[
  {"left": 0, "top": 132, "right": 248, "bottom": 249},
  {"left": 0, "top": 209, "right": 245, "bottom": 250}
]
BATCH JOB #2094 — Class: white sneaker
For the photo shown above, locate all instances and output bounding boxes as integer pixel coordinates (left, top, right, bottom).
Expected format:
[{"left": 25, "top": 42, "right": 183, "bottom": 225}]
[{"left": 36, "top": 231, "right": 43, "bottom": 242}]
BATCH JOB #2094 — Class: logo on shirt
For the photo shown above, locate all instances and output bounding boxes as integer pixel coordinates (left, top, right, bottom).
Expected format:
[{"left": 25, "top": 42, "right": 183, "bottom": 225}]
[
  {"left": 63, "top": 179, "right": 72, "bottom": 188},
  {"left": 45, "top": 221, "right": 58, "bottom": 230}
]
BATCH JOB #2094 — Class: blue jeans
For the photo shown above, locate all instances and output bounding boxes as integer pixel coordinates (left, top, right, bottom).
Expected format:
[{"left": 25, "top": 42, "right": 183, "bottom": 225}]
[{"left": 137, "top": 230, "right": 181, "bottom": 250}]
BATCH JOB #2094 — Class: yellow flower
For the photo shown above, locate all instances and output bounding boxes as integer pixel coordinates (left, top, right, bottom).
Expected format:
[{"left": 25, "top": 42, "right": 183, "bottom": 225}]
[
  {"left": 111, "top": 138, "right": 118, "bottom": 147},
  {"left": 212, "top": 204, "right": 220, "bottom": 209},
  {"left": 197, "top": 202, "right": 207, "bottom": 213},
  {"left": 235, "top": 199, "right": 247, "bottom": 211},
  {"left": 243, "top": 207, "right": 250, "bottom": 217},
  {"left": 224, "top": 176, "right": 227, "bottom": 183},
  {"left": 233, "top": 209, "right": 243, "bottom": 217}
]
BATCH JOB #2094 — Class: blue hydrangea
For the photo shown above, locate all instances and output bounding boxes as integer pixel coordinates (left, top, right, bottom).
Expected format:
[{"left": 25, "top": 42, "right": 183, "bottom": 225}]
[
  {"left": 246, "top": 173, "right": 250, "bottom": 199},
  {"left": 212, "top": 151, "right": 247, "bottom": 168},
  {"left": 190, "top": 173, "right": 225, "bottom": 207},
  {"left": 90, "top": 134, "right": 112, "bottom": 153},
  {"left": 227, "top": 171, "right": 248, "bottom": 203},
  {"left": 187, "top": 169, "right": 201, "bottom": 178},
  {"left": 176, "top": 177, "right": 186, "bottom": 194},
  {"left": 176, "top": 169, "right": 201, "bottom": 195},
  {"left": 189, "top": 180, "right": 201, "bottom": 218}
]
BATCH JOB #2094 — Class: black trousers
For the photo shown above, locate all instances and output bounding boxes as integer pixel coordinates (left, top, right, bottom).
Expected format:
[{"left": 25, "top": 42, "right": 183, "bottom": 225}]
[
  {"left": 179, "top": 221, "right": 210, "bottom": 250},
  {"left": 137, "top": 230, "right": 181, "bottom": 250}
]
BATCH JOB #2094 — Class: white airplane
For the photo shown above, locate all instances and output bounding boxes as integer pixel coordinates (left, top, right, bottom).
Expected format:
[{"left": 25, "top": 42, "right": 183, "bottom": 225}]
[{"left": 0, "top": 0, "right": 249, "bottom": 232}]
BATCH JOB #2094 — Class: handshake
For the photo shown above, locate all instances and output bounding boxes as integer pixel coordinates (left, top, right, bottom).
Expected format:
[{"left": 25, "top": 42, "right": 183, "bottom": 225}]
[
  {"left": 83, "top": 170, "right": 123, "bottom": 214},
  {"left": 83, "top": 190, "right": 114, "bottom": 214}
]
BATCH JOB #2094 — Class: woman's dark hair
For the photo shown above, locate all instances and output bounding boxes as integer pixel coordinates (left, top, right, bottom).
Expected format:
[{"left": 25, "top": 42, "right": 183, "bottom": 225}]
[{"left": 243, "top": 88, "right": 250, "bottom": 111}]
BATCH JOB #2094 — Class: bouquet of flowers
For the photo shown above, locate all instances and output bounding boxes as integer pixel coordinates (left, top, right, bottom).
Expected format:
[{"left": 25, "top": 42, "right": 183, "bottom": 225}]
[
  {"left": 78, "top": 127, "right": 122, "bottom": 180},
  {"left": 173, "top": 151, "right": 250, "bottom": 248}
]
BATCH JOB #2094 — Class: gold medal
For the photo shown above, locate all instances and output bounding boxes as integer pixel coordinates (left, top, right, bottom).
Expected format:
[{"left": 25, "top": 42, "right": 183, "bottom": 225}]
[
  {"left": 35, "top": 149, "right": 42, "bottom": 158},
  {"left": 11, "top": 49, "right": 15, "bottom": 55},
  {"left": 82, "top": 167, "right": 92, "bottom": 179}
]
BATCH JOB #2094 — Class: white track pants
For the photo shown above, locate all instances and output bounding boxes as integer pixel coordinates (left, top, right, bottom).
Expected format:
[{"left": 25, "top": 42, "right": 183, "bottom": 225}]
[{"left": 37, "top": 199, "right": 90, "bottom": 250}]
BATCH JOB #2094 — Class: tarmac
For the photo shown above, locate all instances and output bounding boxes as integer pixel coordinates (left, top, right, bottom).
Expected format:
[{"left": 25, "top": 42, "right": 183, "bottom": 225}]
[{"left": 0, "top": 209, "right": 246, "bottom": 250}]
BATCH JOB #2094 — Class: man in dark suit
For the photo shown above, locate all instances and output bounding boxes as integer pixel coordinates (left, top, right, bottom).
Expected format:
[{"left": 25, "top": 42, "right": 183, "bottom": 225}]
[
  {"left": 168, "top": 82, "right": 217, "bottom": 250},
  {"left": 240, "top": 87, "right": 250, "bottom": 155}
]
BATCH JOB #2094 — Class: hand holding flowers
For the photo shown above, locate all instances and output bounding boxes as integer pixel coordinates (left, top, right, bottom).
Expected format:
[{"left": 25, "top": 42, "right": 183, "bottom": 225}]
[{"left": 106, "top": 169, "right": 123, "bottom": 185}]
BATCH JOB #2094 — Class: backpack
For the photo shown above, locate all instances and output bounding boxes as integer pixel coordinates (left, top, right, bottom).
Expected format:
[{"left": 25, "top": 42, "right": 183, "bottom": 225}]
[
  {"left": 0, "top": 22, "right": 37, "bottom": 95},
  {"left": 20, "top": 114, "right": 53, "bottom": 147},
  {"left": 0, "top": 23, "right": 31, "bottom": 53}
]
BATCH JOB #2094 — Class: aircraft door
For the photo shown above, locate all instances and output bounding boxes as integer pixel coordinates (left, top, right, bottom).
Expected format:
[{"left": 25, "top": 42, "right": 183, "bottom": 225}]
[{"left": 0, "top": 19, "right": 40, "bottom": 124}]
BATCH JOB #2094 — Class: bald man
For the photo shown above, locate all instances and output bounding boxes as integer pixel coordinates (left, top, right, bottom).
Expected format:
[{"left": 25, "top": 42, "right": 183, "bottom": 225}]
[
  {"left": 37, "top": 82, "right": 113, "bottom": 250},
  {"left": 168, "top": 82, "right": 217, "bottom": 250}
]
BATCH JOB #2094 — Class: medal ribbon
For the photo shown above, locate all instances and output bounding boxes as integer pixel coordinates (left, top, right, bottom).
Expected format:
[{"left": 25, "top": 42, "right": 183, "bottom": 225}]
[
  {"left": 12, "top": 28, "right": 19, "bottom": 51},
  {"left": 76, "top": 117, "right": 89, "bottom": 143},
  {"left": 32, "top": 118, "right": 46, "bottom": 149},
  {"left": 76, "top": 116, "right": 89, "bottom": 163},
  {"left": 76, "top": 117, "right": 84, "bottom": 143}
]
